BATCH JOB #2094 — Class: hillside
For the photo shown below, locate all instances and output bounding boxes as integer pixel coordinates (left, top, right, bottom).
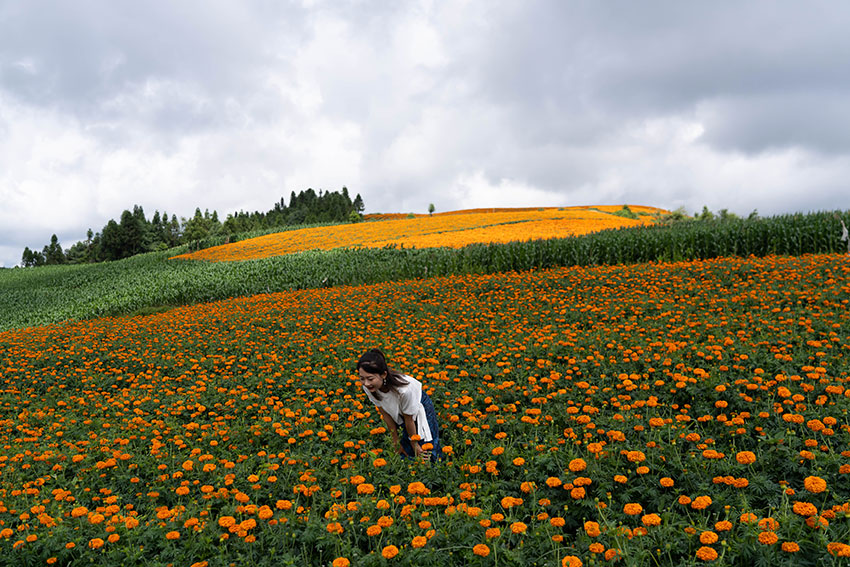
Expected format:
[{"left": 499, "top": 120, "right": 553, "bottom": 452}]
[
  {"left": 0, "top": 253, "right": 848, "bottom": 565},
  {"left": 0, "top": 207, "right": 846, "bottom": 332},
  {"left": 171, "top": 205, "right": 665, "bottom": 262}
]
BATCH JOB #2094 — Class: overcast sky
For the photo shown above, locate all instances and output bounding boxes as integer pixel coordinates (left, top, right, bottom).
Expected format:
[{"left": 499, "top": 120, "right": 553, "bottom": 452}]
[{"left": 1, "top": 1, "right": 848, "bottom": 267}]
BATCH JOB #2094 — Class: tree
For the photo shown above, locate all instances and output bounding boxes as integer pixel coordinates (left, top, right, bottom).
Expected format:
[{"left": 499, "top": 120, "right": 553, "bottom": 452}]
[
  {"left": 696, "top": 206, "right": 715, "bottom": 222},
  {"left": 44, "top": 234, "right": 66, "bottom": 264},
  {"left": 428, "top": 203, "right": 435, "bottom": 216},
  {"left": 353, "top": 194, "right": 364, "bottom": 214},
  {"left": 100, "top": 220, "right": 123, "bottom": 261},
  {"left": 21, "top": 247, "right": 44, "bottom": 267}
]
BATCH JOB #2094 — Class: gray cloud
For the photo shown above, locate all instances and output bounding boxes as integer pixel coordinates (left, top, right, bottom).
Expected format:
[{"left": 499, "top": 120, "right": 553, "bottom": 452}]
[{"left": 1, "top": 0, "right": 849, "bottom": 267}]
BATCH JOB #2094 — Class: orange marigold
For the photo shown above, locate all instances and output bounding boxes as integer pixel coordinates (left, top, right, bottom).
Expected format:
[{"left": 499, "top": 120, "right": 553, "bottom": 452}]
[
  {"left": 758, "top": 531, "right": 778, "bottom": 545},
  {"left": 584, "top": 521, "right": 601, "bottom": 537},
  {"left": 804, "top": 476, "right": 827, "bottom": 494},
  {"left": 792, "top": 501, "right": 818, "bottom": 517},
  {"left": 332, "top": 559, "right": 350, "bottom": 567},
  {"left": 781, "top": 542, "right": 800, "bottom": 553},
  {"left": 562, "top": 556, "right": 583, "bottom": 567},
  {"left": 641, "top": 514, "right": 661, "bottom": 527},
  {"left": 695, "top": 546, "right": 718, "bottom": 561},
  {"left": 691, "top": 496, "right": 712, "bottom": 510},
  {"left": 735, "top": 451, "right": 756, "bottom": 465},
  {"left": 828, "top": 542, "right": 850, "bottom": 557},
  {"left": 381, "top": 545, "right": 399, "bottom": 559},
  {"left": 699, "top": 531, "right": 718, "bottom": 545},
  {"left": 623, "top": 503, "right": 643, "bottom": 516},
  {"left": 473, "top": 544, "right": 490, "bottom": 557},
  {"left": 569, "top": 458, "right": 587, "bottom": 472}
]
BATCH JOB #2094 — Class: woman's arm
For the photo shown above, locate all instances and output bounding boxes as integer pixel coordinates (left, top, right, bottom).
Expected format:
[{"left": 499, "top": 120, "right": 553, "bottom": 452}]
[
  {"left": 377, "top": 407, "right": 403, "bottom": 454},
  {"left": 401, "top": 413, "right": 423, "bottom": 457}
]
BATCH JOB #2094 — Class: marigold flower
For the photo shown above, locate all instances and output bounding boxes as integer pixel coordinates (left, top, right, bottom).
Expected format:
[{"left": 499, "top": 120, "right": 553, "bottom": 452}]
[
  {"left": 781, "top": 542, "right": 800, "bottom": 553},
  {"left": 695, "top": 546, "right": 718, "bottom": 561},
  {"left": 691, "top": 496, "right": 712, "bottom": 510},
  {"left": 626, "top": 450, "right": 645, "bottom": 463},
  {"left": 562, "top": 556, "right": 583, "bottom": 567},
  {"left": 641, "top": 514, "right": 661, "bottom": 527},
  {"left": 623, "top": 503, "right": 643, "bottom": 516},
  {"left": 714, "top": 520, "right": 732, "bottom": 532},
  {"left": 569, "top": 458, "right": 587, "bottom": 472},
  {"left": 584, "top": 521, "right": 601, "bottom": 537},
  {"left": 550, "top": 516, "right": 566, "bottom": 527},
  {"left": 218, "top": 516, "right": 236, "bottom": 528},
  {"left": 803, "top": 476, "right": 827, "bottom": 494},
  {"left": 735, "top": 451, "right": 756, "bottom": 465},
  {"left": 166, "top": 531, "right": 180, "bottom": 540},
  {"left": 485, "top": 527, "right": 501, "bottom": 539},
  {"left": 407, "top": 482, "right": 429, "bottom": 495},
  {"left": 412, "top": 536, "right": 427, "bottom": 548},
  {"left": 473, "top": 544, "right": 490, "bottom": 557},
  {"left": 332, "top": 558, "right": 350, "bottom": 567},
  {"left": 828, "top": 542, "right": 850, "bottom": 557},
  {"left": 88, "top": 538, "right": 104, "bottom": 550},
  {"left": 758, "top": 531, "right": 778, "bottom": 545},
  {"left": 792, "top": 501, "right": 818, "bottom": 517},
  {"left": 381, "top": 545, "right": 399, "bottom": 559},
  {"left": 366, "top": 525, "right": 382, "bottom": 537},
  {"left": 700, "top": 531, "right": 718, "bottom": 545},
  {"left": 510, "top": 521, "right": 527, "bottom": 534}
]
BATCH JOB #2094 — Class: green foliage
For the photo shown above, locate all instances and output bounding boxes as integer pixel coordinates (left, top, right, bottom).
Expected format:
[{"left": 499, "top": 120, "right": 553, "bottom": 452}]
[
  {"left": 611, "top": 205, "right": 639, "bottom": 219},
  {"left": 1, "top": 210, "right": 848, "bottom": 332},
  {"left": 20, "top": 189, "right": 366, "bottom": 267}
]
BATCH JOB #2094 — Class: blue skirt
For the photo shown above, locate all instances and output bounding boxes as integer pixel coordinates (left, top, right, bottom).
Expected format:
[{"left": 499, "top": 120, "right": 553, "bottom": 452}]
[{"left": 399, "top": 391, "right": 442, "bottom": 462}]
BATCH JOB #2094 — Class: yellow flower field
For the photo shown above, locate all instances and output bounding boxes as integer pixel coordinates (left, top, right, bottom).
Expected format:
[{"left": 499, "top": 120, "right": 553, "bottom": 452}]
[{"left": 172, "top": 206, "right": 665, "bottom": 262}]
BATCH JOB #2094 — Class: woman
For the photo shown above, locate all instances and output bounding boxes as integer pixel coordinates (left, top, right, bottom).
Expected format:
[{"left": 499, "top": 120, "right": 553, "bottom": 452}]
[{"left": 357, "top": 349, "right": 441, "bottom": 462}]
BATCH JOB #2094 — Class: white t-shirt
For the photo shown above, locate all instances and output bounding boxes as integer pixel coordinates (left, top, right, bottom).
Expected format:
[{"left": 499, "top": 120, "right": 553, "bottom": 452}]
[{"left": 363, "top": 375, "right": 433, "bottom": 442}]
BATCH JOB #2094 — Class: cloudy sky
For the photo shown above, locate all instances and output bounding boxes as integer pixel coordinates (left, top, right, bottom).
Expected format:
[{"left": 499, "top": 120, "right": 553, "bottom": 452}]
[{"left": 1, "top": 1, "right": 848, "bottom": 267}]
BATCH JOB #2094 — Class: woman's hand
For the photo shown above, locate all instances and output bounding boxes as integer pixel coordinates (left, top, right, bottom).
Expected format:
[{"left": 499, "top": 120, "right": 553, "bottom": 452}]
[
  {"left": 391, "top": 431, "right": 404, "bottom": 455},
  {"left": 411, "top": 442, "right": 423, "bottom": 457}
]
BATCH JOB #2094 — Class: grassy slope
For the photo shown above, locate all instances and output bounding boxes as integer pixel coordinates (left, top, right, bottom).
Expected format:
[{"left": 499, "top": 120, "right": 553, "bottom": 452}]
[{"left": 1, "top": 210, "right": 847, "bottom": 332}]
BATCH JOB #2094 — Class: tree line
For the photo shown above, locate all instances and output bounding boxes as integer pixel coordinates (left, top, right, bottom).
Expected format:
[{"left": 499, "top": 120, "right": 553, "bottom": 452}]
[{"left": 21, "top": 187, "right": 364, "bottom": 266}]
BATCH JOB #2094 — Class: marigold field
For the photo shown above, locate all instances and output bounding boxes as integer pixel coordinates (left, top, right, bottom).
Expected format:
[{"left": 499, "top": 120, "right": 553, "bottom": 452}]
[
  {"left": 171, "top": 206, "right": 661, "bottom": 263},
  {"left": 1, "top": 253, "right": 849, "bottom": 566}
]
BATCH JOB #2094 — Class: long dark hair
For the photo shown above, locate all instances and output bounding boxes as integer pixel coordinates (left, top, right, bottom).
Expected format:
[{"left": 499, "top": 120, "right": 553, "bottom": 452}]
[{"left": 357, "top": 349, "right": 408, "bottom": 400}]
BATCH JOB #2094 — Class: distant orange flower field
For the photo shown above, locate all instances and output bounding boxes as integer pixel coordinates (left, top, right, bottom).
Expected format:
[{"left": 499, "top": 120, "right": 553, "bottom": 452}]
[{"left": 172, "top": 205, "right": 666, "bottom": 262}]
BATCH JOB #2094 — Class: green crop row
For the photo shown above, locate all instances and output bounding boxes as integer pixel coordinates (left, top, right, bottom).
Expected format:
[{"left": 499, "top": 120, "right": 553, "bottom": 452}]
[{"left": 1, "top": 210, "right": 847, "bottom": 332}]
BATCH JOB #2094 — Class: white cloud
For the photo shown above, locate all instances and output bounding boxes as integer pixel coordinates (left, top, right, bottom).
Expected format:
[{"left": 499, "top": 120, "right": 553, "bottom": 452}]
[{"left": 1, "top": 0, "right": 849, "bottom": 267}]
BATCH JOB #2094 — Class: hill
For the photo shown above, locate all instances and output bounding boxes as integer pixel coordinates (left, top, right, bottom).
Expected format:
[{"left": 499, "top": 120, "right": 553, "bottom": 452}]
[
  {"left": 171, "top": 205, "right": 665, "bottom": 262},
  {"left": 0, "top": 207, "right": 846, "bottom": 332}
]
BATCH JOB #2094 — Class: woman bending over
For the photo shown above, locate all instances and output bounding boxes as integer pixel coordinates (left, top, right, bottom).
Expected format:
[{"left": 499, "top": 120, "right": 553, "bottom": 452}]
[{"left": 357, "top": 349, "right": 441, "bottom": 462}]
